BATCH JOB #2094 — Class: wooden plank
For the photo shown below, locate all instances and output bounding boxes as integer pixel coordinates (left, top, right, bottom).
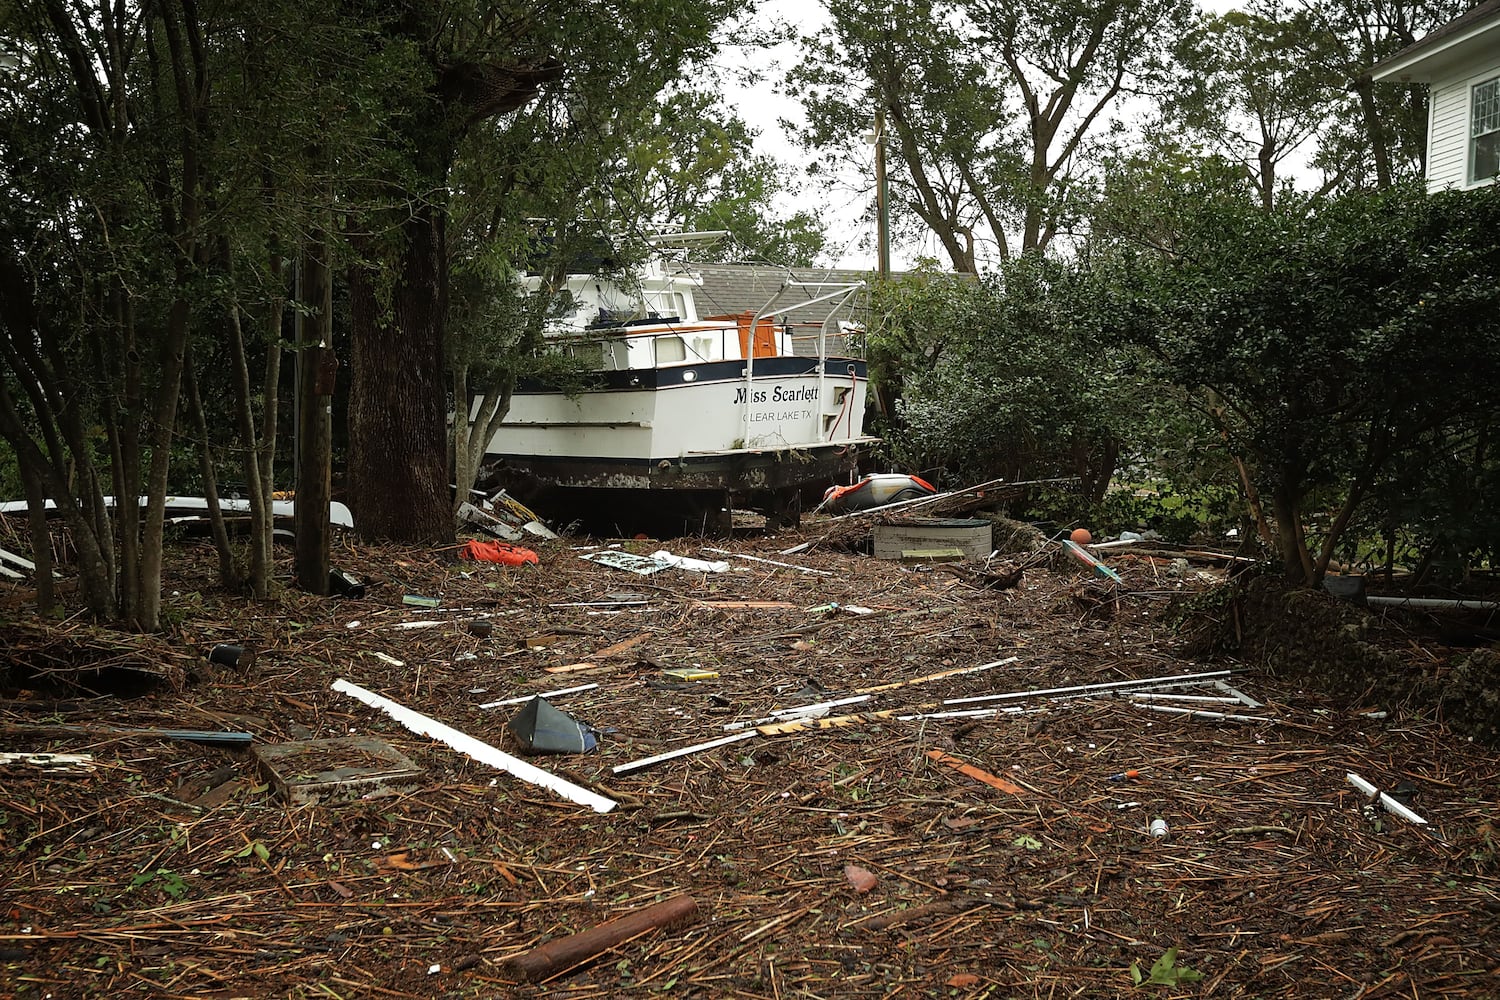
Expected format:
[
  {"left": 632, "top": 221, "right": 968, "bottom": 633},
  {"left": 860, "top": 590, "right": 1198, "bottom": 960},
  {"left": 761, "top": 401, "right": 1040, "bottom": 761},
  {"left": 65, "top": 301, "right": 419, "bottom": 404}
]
[{"left": 926, "top": 749, "right": 1025, "bottom": 795}]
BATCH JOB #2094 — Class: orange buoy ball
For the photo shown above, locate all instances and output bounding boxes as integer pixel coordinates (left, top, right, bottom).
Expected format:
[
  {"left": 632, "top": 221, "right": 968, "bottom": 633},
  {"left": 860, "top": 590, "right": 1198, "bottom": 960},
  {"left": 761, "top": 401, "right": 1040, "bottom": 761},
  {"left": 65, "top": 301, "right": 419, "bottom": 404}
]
[{"left": 1069, "top": 528, "right": 1093, "bottom": 544}]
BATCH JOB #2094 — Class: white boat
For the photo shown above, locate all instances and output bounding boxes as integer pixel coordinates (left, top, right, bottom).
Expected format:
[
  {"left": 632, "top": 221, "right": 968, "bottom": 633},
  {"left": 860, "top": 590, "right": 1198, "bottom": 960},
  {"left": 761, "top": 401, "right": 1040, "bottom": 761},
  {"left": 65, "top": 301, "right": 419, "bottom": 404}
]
[{"left": 477, "top": 240, "right": 876, "bottom": 532}]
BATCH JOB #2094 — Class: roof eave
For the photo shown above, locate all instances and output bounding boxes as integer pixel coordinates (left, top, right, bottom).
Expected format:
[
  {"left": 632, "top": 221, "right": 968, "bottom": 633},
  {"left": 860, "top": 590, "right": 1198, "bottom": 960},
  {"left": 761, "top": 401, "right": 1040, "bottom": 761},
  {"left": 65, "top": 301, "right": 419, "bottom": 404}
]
[{"left": 1371, "top": 19, "right": 1500, "bottom": 83}]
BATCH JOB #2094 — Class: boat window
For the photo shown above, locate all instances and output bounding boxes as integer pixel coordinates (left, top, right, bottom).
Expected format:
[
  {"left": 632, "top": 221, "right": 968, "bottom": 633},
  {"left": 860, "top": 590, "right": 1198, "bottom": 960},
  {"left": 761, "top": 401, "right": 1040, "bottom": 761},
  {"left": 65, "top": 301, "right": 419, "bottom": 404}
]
[
  {"left": 654, "top": 336, "right": 687, "bottom": 364},
  {"left": 688, "top": 336, "right": 716, "bottom": 361}
]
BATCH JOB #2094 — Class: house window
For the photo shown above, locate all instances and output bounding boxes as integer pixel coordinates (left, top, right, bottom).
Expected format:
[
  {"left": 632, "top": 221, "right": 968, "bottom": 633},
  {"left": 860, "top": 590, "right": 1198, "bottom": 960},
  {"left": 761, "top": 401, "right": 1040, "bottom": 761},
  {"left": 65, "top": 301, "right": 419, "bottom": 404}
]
[{"left": 1474, "top": 76, "right": 1500, "bottom": 184}]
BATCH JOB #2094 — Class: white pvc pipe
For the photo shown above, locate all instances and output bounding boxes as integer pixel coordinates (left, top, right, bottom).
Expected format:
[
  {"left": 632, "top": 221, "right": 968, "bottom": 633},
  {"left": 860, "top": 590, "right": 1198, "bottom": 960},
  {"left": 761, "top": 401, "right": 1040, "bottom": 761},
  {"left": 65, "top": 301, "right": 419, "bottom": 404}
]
[
  {"left": 1364, "top": 596, "right": 1499, "bottom": 612},
  {"left": 1137, "top": 703, "right": 1272, "bottom": 724},
  {"left": 332, "top": 679, "right": 615, "bottom": 813},
  {"left": 613, "top": 731, "right": 758, "bottom": 776},
  {"left": 478, "top": 683, "right": 599, "bottom": 709},
  {"left": 944, "top": 669, "right": 1231, "bottom": 706},
  {"left": 1127, "top": 692, "right": 1242, "bottom": 704},
  {"left": 1346, "top": 771, "right": 1428, "bottom": 825}
]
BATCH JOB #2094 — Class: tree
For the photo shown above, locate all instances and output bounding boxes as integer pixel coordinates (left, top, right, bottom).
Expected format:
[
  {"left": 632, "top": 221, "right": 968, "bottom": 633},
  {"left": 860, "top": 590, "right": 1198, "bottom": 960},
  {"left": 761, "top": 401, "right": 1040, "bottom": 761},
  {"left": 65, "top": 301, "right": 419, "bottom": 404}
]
[
  {"left": 443, "top": 10, "right": 810, "bottom": 508},
  {"left": 869, "top": 260, "right": 1142, "bottom": 504},
  {"left": 339, "top": 4, "right": 562, "bottom": 545},
  {"left": 1302, "top": 0, "right": 1467, "bottom": 190},
  {"left": 343, "top": 0, "right": 750, "bottom": 543},
  {"left": 970, "top": 0, "right": 1194, "bottom": 253},
  {"left": 1092, "top": 183, "right": 1500, "bottom": 583},
  {"left": 0, "top": 0, "right": 411, "bottom": 624},
  {"left": 788, "top": 0, "right": 1019, "bottom": 271},
  {"left": 0, "top": 0, "right": 217, "bottom": 628},
  {"left": 1163, "top": 2, "right": 1345, "bottom": 210},
  {"left": 617, "top": 89, "right": 825, "bottom": 266},
  {"left": 790, "top": 0, "right": 1191, "bottom": 269}
]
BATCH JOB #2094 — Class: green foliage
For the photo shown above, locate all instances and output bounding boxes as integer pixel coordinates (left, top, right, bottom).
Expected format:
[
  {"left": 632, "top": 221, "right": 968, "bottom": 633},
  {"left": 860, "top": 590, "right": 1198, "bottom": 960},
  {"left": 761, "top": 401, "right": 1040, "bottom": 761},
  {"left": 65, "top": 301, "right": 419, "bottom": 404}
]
[
  {"left": 618, "top": 89, "right": 826, "bottom": 265},
  {"left": 1094, "top": 482, "right": 1244, "bottom": 545},
  {"left": 235, "top": 841, "right": 272, "bottom": 863},
  {"left": 1089, "top": 182, "right": 1500, "bottom": 581},
  {"left": 1129, "top": 947, "right": 1203, "bottom": 986},
  {"left": 1300, "top": 0, "right": 1468, "bottom": 190},
  {"left": 1162, "top": 1, "right": 1345, "bottom": 209},
  {"left": 869, "top": 259, "right": 1151, "bottom": 508},
  {"left": 129, "top": 869, "right": 189, "bottom": 901}
]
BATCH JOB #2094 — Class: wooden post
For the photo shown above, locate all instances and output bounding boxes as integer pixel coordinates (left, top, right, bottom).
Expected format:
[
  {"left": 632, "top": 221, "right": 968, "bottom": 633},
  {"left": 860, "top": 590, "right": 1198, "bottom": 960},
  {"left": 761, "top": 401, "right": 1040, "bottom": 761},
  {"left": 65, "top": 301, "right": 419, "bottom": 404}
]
[{"left": 502, "top": 894, "right": 700, "bottom": 982}]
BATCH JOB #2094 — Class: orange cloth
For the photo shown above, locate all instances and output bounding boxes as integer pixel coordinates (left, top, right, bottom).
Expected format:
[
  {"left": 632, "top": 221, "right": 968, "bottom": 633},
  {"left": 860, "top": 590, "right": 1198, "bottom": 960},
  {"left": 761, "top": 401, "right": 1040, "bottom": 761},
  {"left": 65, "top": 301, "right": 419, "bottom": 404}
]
[{"left": 460, "top": 540, "right": 539, "bottom": 565}]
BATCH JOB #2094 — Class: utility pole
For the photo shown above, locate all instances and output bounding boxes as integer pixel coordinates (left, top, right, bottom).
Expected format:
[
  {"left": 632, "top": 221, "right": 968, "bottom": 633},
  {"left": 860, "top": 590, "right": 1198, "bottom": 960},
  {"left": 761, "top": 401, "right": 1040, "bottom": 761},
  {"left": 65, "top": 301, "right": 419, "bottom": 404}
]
[{"left": 874, "top": 109, "right": 891, "bottom": 281}]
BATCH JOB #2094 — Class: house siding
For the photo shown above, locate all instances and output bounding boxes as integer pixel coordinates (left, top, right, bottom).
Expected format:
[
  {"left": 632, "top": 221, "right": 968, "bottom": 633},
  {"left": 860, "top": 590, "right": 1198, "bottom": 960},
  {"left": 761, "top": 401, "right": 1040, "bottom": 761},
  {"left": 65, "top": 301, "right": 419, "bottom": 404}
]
[{"left": 1427, "top": 59, "right": 1500, "bottom": 191}]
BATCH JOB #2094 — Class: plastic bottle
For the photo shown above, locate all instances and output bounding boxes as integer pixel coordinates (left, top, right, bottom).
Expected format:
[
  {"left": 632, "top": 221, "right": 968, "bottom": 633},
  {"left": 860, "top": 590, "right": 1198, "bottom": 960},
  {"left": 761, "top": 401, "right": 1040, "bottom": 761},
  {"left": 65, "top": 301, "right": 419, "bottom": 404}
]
[{"left": 1149, "top": 817, "right": 1169, "bottom": 838}]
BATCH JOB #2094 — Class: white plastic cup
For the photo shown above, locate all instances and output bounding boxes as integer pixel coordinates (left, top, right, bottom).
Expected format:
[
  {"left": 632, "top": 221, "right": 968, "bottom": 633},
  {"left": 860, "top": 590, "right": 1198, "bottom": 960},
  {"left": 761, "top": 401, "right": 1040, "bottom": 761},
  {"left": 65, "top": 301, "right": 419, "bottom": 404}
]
[{"left": 1149, "top": 818, "right": 1169, "bottom": 838}]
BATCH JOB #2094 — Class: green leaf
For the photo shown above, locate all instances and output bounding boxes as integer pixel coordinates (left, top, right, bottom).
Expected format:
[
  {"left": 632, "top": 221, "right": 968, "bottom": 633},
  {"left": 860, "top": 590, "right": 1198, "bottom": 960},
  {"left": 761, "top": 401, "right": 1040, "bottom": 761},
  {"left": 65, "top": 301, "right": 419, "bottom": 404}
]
[{"left": 1141, "top": 947, "right": 1203, "bottom": 985}]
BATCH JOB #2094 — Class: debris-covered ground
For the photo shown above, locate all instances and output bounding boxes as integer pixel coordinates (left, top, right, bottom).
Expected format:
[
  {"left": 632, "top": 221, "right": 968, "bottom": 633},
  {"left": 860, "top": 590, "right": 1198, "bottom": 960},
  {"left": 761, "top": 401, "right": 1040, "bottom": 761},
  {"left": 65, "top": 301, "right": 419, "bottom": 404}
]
[{"left": 2, "top": 522, "right": 1498, "bottom": 999}]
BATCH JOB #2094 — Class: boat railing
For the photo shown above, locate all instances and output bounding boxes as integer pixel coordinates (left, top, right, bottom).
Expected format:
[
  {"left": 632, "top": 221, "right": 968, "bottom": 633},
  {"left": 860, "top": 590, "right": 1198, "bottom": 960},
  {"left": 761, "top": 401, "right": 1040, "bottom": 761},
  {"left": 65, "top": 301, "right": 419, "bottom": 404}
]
[
  {"left": 549, "top": 313, "right": 864, "bottom": 370},
  {"left": 743, "top": 280, "right": 866, "bottom": 445}
]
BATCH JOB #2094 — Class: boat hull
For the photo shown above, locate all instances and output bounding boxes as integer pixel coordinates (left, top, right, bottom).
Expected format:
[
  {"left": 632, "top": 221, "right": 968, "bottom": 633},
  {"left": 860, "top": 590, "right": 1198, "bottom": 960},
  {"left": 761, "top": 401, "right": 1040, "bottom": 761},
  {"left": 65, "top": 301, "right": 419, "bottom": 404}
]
[
  {"left": 475, "top": 358, "right": 872, "bottom": 533},
  {"left": 480, "top": 358, "right": 872, "bottom": 494}
]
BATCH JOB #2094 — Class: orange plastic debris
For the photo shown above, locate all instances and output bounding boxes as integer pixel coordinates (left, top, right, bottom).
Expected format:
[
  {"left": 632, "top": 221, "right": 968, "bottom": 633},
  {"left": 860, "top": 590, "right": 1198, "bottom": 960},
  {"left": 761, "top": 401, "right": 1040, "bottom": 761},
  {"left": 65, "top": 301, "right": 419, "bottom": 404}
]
[{"left": 459, "top": 539, "right": 538, "bottom": 565}]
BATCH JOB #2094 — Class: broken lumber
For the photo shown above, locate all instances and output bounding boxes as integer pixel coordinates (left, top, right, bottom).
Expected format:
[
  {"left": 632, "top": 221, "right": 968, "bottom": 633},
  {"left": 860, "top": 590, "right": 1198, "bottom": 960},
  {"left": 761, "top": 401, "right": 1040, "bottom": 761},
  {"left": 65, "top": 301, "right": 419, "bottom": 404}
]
[
  {"left": 0, "top": 752, "right": 96, "bottom": 771},
  {"left": 925, "top": 749, "right": 1025, "bottom": 795},
  {"left": 502, "top": 894, "right": 701, "bottom": 982},
  {"left": 856, "top": 656, "right": 1019, "bottom": 695}
]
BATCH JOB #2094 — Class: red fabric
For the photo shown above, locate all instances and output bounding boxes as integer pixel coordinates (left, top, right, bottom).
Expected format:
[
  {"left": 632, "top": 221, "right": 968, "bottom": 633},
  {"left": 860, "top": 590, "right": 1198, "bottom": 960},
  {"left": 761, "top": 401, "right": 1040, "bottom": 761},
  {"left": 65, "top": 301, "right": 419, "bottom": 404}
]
[{"left": 460, "top": 540, "right": 539, "bottom": 565}]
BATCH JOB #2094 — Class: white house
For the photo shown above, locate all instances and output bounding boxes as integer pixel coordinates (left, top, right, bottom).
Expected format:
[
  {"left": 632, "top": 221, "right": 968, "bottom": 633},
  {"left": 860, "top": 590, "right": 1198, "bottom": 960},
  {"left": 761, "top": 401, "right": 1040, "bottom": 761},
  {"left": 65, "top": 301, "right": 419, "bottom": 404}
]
[{"left": 1371, "top": 0, "right": 1500, "bottom": 190}]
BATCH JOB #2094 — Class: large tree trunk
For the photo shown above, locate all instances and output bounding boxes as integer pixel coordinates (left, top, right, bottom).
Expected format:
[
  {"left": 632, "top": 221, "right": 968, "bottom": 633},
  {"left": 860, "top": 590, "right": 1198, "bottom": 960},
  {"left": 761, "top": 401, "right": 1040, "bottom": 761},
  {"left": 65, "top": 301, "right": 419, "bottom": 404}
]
[
  {"left": 296, "top": 233, "right": 334, "bottom": 590},
  {"left": 348, "top": 206, "right": 454, "bottom": 544},
  {"left": 1269, "top": 483, "right": 1314, "bottom": 584},
  {"left": 344, "top": 43, "right": 558, "bottom": 543},
  {"left": 1353, "top": 77, "right": 1392, "bottom": 190}
]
